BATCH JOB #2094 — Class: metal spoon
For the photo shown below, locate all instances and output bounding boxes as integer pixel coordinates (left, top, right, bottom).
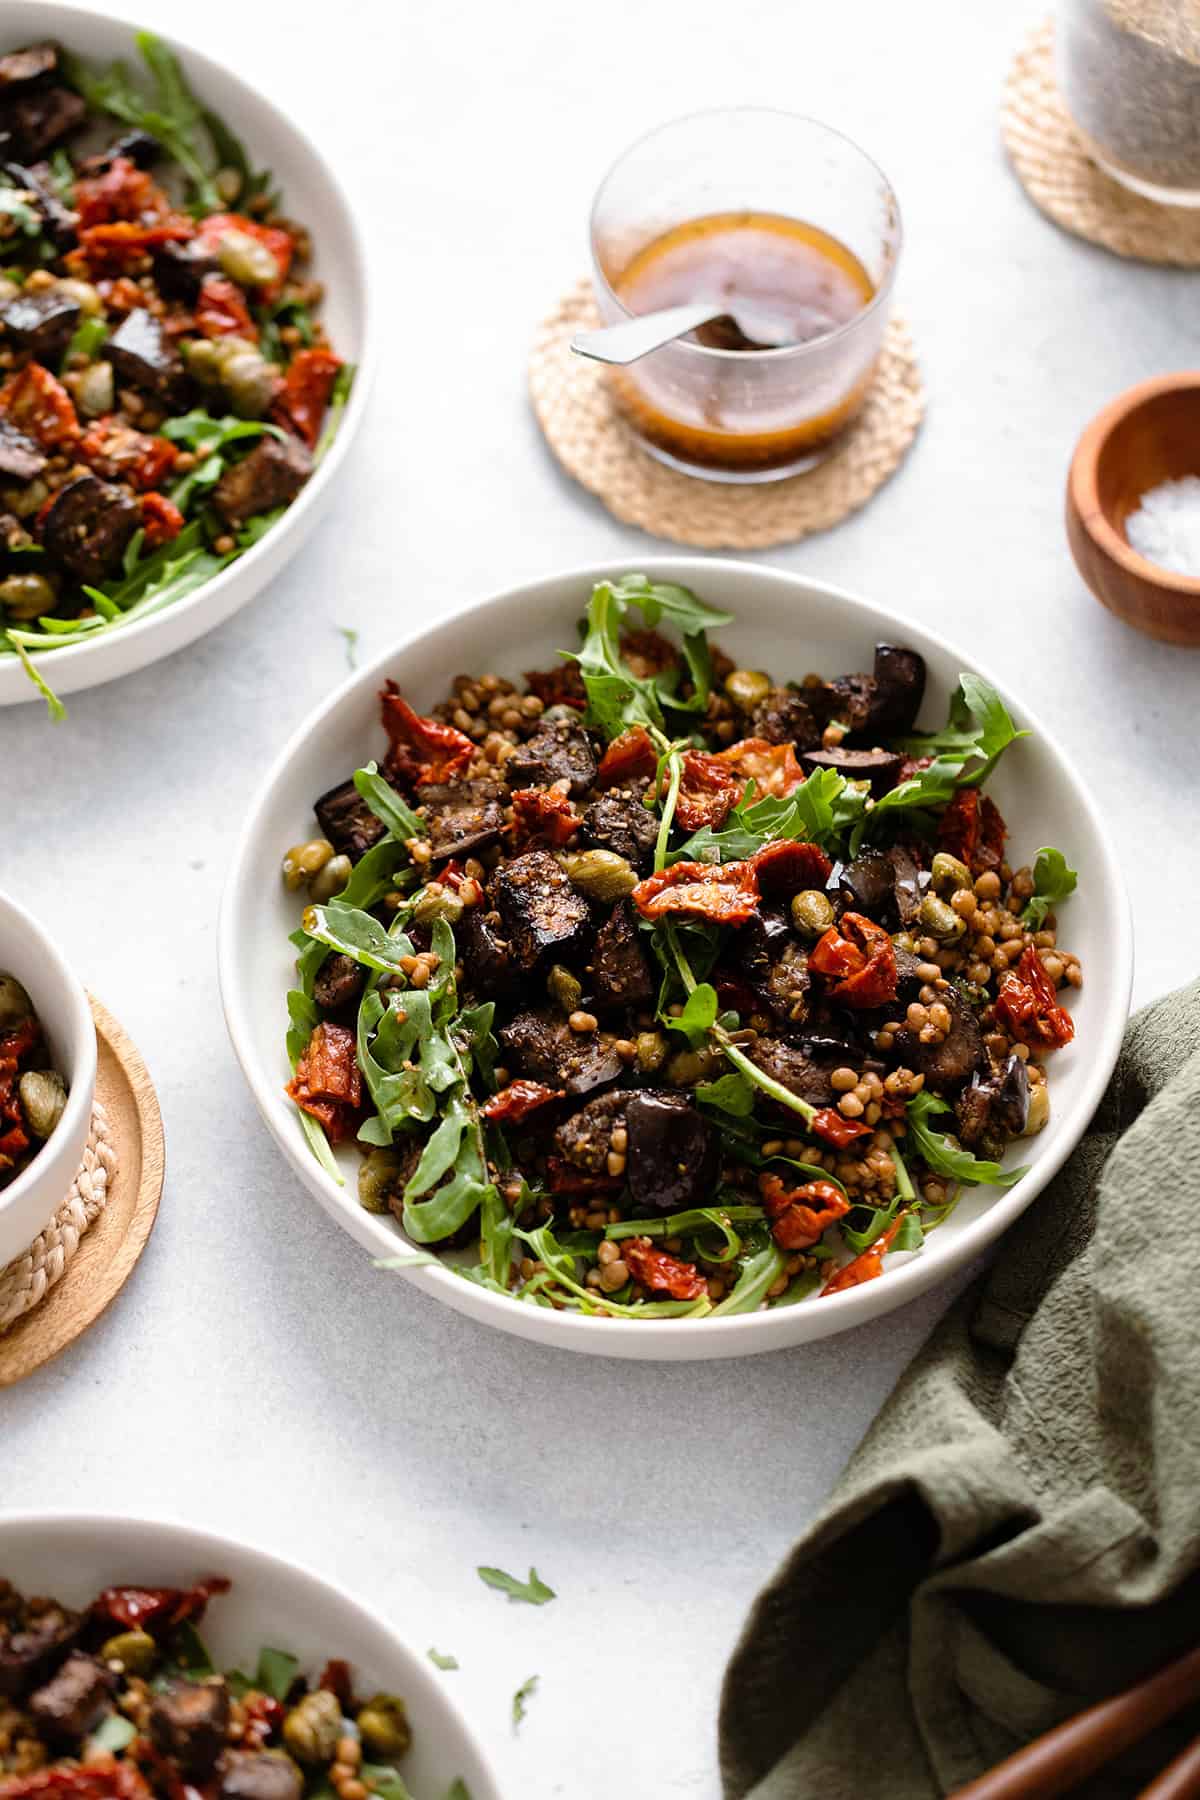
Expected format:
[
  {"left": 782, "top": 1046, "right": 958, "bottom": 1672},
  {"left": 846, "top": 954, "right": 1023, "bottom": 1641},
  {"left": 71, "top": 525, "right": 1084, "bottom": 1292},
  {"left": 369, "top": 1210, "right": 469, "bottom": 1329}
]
[{"left": 571, "top": 301, "right": 788, "bottom": 365}]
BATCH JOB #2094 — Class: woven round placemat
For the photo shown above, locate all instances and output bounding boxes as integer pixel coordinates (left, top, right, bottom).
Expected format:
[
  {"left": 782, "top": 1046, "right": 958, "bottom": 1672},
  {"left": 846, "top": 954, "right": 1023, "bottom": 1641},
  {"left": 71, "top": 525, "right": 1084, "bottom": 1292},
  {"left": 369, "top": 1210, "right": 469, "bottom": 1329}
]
[
  {"left": 529, "top": 280, "right": 924, "bottom": 549},
  {"left": 0, "top": 1102, "right": 117, "bottom": 1331},
  {"left": 1003, "top": 17, "right": 1200, "bottom": 266}
]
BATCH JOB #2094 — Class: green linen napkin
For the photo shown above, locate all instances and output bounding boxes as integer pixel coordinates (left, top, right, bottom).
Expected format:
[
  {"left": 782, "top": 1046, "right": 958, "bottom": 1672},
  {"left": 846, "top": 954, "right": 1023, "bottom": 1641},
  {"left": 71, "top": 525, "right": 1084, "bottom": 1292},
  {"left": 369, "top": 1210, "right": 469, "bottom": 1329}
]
[{"left": 720, "top": 980, "right": 1200, "bottom": 1800}]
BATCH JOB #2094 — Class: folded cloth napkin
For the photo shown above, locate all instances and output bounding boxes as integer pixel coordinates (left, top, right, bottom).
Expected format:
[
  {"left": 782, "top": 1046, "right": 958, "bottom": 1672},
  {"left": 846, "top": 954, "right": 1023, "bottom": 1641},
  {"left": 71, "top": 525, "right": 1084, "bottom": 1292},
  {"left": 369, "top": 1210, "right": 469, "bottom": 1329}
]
[{"left": 719, "top": 980, "right": 1200, "bottom": 1800}]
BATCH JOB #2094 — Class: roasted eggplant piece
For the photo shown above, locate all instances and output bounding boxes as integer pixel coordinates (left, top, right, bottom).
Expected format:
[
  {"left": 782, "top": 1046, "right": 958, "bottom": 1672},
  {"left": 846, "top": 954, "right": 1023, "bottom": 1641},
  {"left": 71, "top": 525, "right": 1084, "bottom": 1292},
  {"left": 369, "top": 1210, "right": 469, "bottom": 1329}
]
[
  {"left": 555, "top": 1090, "right": 627, "bottom": 1173},
  {"left": 0, "top": 85, "right": 86, "bottom": 159},
  {"left": 459, "top": 907, "right": 515, "bottom": 995},
  {"left": 500, "top": 1009, "right": 622, "bottom": 1096},
  {"left": 152, "top": 239, "right": 223, "bottom": 303},
  {"left": 762, "top": 942, "right": 811, "bottom": 1025},
  {"left": 312, "top": 777, "right": 386, "bottom": 863},
  {"left": 149, "top": 1679, "right": 231, "bottom": 1778},
  {"left": 871, "top": 644, "right": 926, "bottom": 735},
  {"left": 590, "top": 899, "right": 653, "bottom": 1011},
  {"left": 3, "top": 160, "right": 77, "bottom": 249},
  {"left": 493, "top": 850, "right": 591, "bottom": 971},
  {"left": 420, "top": 779, "right": 505, "bottom": 860},
  {"left": 28, "top": 1652, "right": 116, "bottom": 1741},
  {"left": 0, "top": 416, "right": 46, "bottom": 480},
  {"left": 312, "top": 952, "right": 365, "bottom": 1016},
  {"left": 81, "top": 129, "right": 161, "bottom": 172},
  {"left": 749, "top": 686, "right": 822, "bottom": 749},
  {"left": 800, "top": 745, "right": 903, "bottom": 795},
  {"left": 749, "top": 1038, "right": 838, "bottom": 1107},
  {"left": 39, "top": 474, "right": 138, "bottom": 583},
  {"left": 213, "top": 432, "right": 311, "bottom": 527},
  {"left": 0, "top": 288, "right": 81, "bottom": 360},
  {"left": 218, "top": 1752, "right": 303, "bottom": 1800},
  {"left": 580, "top": 789, "right": 658, "bottom": 872},
  {"left": 0, "top": 1603, "right": 80, "bottom": 1699},
  {"left": 957, "top": 1053, "right": 1030, "bottom": 1157},
  {"left": 0, "top": 43, "right": 58, "bottom": 90},
  {"left": 102, "top": 307, "right": 189, "bottom": 408},
  {"left": 903, "top": 985, "right": 985, "bottom": 1090},
  {"left": 505, "top": 716, "right": 597, "bottom": 797},
  {"left": 625, "top": 1092, "right": 718, "bottom": 1213}
]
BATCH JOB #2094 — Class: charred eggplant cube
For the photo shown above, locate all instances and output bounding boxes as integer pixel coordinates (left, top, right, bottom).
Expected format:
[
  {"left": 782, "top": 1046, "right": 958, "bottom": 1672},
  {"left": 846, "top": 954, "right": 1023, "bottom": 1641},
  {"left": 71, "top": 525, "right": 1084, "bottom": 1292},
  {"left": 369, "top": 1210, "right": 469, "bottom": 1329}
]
[
  {"left": 313, "top": 777, "right": 386, "bottom": 864},
  {"left": 625, "top": 1092, "right": 719, "bottom": 1213},
  {"left": 493, "top": 850, "right": 591, "bottom": 971}
]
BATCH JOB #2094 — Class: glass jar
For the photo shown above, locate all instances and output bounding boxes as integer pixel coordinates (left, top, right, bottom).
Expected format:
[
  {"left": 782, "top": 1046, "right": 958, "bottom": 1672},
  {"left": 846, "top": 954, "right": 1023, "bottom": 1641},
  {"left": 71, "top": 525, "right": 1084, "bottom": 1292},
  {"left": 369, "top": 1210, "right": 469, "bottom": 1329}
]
[{"left": 1057, "top": 0, "right": 1200, "bottom": 204}]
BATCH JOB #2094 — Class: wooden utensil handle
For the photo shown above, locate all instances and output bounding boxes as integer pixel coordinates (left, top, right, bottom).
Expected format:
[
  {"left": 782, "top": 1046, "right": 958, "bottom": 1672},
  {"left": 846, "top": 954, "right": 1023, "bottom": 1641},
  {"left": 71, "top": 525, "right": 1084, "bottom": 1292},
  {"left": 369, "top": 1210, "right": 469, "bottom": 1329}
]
[
  {"left": 948, "top": 1646, "right": 1200, "bottom": 1800},
  {"left": 1139, "top": 1736, "right": 1200, "bottom": 1800}
]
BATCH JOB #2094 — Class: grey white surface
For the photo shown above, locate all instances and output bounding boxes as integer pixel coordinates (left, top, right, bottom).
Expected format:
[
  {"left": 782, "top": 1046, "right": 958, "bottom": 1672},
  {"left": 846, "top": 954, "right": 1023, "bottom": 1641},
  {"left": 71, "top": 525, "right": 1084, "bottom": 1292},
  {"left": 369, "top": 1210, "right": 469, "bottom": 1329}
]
[{"left": 1, "top": 0, "right": 1189, "bottom": 1793}]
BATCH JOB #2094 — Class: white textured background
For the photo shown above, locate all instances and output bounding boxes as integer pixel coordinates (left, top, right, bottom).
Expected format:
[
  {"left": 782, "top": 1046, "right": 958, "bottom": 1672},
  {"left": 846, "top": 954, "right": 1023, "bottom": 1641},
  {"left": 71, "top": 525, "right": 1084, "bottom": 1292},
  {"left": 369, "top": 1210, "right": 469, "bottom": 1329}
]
[{"left": 1, "top": 0, "right": 1189, "bottom": 1793}]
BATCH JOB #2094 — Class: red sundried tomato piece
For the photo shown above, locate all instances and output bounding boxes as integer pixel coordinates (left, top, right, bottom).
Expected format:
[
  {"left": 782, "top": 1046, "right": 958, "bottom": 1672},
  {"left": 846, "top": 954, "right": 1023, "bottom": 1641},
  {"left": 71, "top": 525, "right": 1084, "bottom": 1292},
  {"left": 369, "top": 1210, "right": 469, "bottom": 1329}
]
[
  {"left": 978, "top": 796, "right": 1007, "bottom": 871},
  {"left": 716, "top": 736, "right": 806, "bottom": 798},
  {"left": 810, "top": 1107, "right": 873, "bottom": 1148},
  {"left": 511, "top": 784, "right": 580, "bottom": 848},
  {"left": 595, "top": 725, "right": 657, "bottom": 790},
  {"left": 821, "top": 1213, "right": 908, "bottom": 1296},
  {"left": 238, "top": 1692, "right": 285, "bottom": 1749},
  {"left": 90, "top": 1578, "right": 230, "bottom": 1635},
  {"left": 195, "top": 274, "right": 258, "bottom": 340},
  {"left": 74, "top": 156, "right": 171, "bottom": 228},
  {"left": 481, "top": 1080, "right": 564, "bottom": 1124},
  {"left": 379, "top": 682, "right": 473, "bottom": 789},
  {"left": 939, "top": 788, "right": 1008, "bottom": 875},
  {"left": 631, "top": 858, "right": 760, "bottom": 925},
  {"left": 524, "top": 663, "right": 586, "bottom": 709},
  {"left": 73, "top": 217, "right": 194, "bottom": 274},
  {"left": 809, "top": 912, "right": 897, "bottom": 1008},
  {"left": 194, "top": 212, "right": 293, "bottom": 300},
  {"left": 286, "top": 1021, "right": 362, "bottom": 1142},
  {"left": 94, "top": 276, "right": 147, "bottom": 315},
  {"left": 759, "top": 1173, "right": 850, "bottom": 1250},
  {"left": 995, "top": 945, "right": 1075, "bottom": 1049},
  {"left": 674, "top": 749, "right": 742, "bottom": 832},
  {"left": 749, "top": 838, "right": 833, "bottom": 896},
  {"left": 0, "top": 364, "right": 78, "bottom": 449},
  {"left": 0, "top": 1125, "right": 29, "bottom": 1161},
  {"left": 623, "top": 1237, "right": 707, "bottom": 1301},
  {"left": 0, "top": 1016, "right": 40, "bottom": 1070},
  {"left": 0, "top": 1762, "right": 154, "bottom": 1800},
  {"left": 272, "top": 347, "right": 342, "bottom": 448},
  {"left": 140, "top": 492, "right": 184, "bottom": 547},
  {"left": 317, "top": 1659, "right": 354, "bottom": 1710},
  {"left": 79, "top": 418, "right": 179, "bottom": 491}
]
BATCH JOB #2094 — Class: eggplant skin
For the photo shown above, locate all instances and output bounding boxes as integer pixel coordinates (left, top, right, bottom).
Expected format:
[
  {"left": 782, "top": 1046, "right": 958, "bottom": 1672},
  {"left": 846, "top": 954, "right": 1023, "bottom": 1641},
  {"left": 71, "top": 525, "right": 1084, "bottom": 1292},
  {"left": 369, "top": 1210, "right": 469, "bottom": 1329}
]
[{"left": 625, "top": 1091, "right": 719, "bottom": 1213}]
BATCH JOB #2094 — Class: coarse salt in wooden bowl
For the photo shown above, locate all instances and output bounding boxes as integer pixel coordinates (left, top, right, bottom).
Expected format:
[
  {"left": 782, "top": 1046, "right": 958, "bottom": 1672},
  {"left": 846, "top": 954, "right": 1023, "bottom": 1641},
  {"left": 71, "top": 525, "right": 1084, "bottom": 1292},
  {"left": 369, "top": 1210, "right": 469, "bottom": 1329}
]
[{"left": 1067, "top": 372, "right": 1200, "bottom": 646}]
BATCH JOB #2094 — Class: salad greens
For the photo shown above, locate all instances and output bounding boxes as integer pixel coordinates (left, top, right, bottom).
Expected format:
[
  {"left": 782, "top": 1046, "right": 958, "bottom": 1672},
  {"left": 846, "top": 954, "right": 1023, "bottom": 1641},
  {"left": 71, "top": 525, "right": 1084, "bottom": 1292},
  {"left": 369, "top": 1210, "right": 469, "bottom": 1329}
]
[
  {"left": 427, "top": 1649, "right": 459, "bottom": 1671},
  {"left": 476, "top": 1566, "right": 556, "bottom": 1606},
  {"left": 511, "top": 1675, "right": 538, "bottom": 1732},
  {"left": 1022, "top": 846, "right": 1078, "bottom": 929}
]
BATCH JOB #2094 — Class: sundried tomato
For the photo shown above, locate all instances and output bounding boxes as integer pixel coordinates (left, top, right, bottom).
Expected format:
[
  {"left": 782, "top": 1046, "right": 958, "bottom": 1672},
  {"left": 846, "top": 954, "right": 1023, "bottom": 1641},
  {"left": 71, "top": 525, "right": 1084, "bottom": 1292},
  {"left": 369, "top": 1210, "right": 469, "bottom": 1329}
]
[
  {"left": 481, "top": 1080, "right": 564, "bottom": 1124},
  {"left": 995, "top": 946, "right": 1075, "bottom": 1049},
  {"left": 622, "top": 1236, "right": 707, "bottom": 1301},
  {"left": 0, "top": 1124, "right": 29, "bottom": 1162},
  {"left": 674, "top": 749, "right": 742, "bottom": 832},
  {"left": 380, "top": 682, "right": 473, "bottom": 788},
  {"left": 595, "top": 725, "right": 657, "bottom": 790},
  {"left": 939, "top": 787, "right": 1007, "bottom": 874},
  {"left": 511, "top": 784, "right": 580, "bottom": 847},
  {"left": 759, "top": 1173, "right": 850, "bottom": 1249},
  {"left": 632, "top": 858, "right": 760, "bottom": 925},
  {"left": 194, "top": 212, "right": 293, "bottom": 300},
  {"left": 140, "top": 492, "right": 184, "bottom": 547},
  {"left": 195, "top": 274, "right": 257, "bottom": 340},
  {"left": 73, "top": 217, "right": 195, "bottom": 274},
  {"left": 272, "top": 347, "right": 342, "bottom": 448},
  {"left": 286, "top": 1021, "right": 362, "bottom": 1143},
  {"left": 545, "top": 1155, "right": 622, "bottom": 1195},
  {"left": 524, "top": 663, "right": 585, "bottom": 709},
  {"left": 238, "top": 1692, "right": 285, "bottom": 1749},
  {"left": 91, "top": 1578, "right": 230, "bottom": 1634},
  {"left": 0, "top": 1762, "right": 153, "bottom": 1800},
  {"left": 821, "top": 1212, "right": 908, "bottom": 1296},
  {"left": 810, "top": 1107, "right": 873, "bottom": 1148},
  {"left": 0, "top": 364, "right": 78, "bottom": 449},
  {"left": 749, "top": 838, "right": 833, "bottom": 896},
  {"left": 74, "top": 156, "right": 171, "bottom": 227},
  {"left": 317, "top": 1659, "right": 354, "bottom": 1710},
  {"left": 79, "top": 418, "right": 179, "bottom": 490},
  {"left": 95, "top": 276, "right": 147, "bottom": 315},
  {"left": 715, "top": 736, "right": 805, "bottom": 798},
  {"left": 809, "top": 912, "right": 897, "bottom": 1008}
]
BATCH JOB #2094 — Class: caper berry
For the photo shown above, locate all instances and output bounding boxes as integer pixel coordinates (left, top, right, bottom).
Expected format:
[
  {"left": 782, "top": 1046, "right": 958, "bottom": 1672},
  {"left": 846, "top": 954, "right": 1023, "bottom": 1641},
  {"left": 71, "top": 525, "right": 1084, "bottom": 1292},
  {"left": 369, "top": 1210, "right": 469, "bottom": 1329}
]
[
  {"left": 919, "top": 893, "right": 966, "bottom": 941},
  {"left": 216, "top": 228, "right": 281, "bottom": 289},
  {"left": 790, "top": 889, "right": 834, "bottom": 939},
  {"left": 930, "top": 852, "right": 972, "bottom": 896},
  {"left": 546, "top": 963, "right": 582, "bottom": 1015},
  {"left": 411, "top": 884, "right": 465, "bottom": 926},
  {"left": 358, "top": 1146, "right": 408, "bottom": 1215},
  {"left": 0, "top": 975, "right": 33, "bottom": 1029},
  {"left": 561, "top": 849, "right": 637, "bottom": 903},
  {"left": 356, "top": 1694, "right": 411, "bottom": 1761},
  {"left": 19, "top": 1069, "right": 66, "bottom": 1140},
  {"left": 282, "top": 1688, "right": 343, "bottom": 1765},
  {"left": 724, "top": 668, "right": 771, "bottom": 711},
  {"left": 308, "top": 854, "right": 352, "bottom": 904},
  {"left": 635, "top": 1030, "right": 667, "bottom": 1073},
  {"left": 100, "top": 1629, "right": 157, "bottom": 1675},
  {"left": 282, "top": 839, "right": 334, "bottom": 889},
  {"left": 0, "top": 573, "right": 57, "bottom": 623}
]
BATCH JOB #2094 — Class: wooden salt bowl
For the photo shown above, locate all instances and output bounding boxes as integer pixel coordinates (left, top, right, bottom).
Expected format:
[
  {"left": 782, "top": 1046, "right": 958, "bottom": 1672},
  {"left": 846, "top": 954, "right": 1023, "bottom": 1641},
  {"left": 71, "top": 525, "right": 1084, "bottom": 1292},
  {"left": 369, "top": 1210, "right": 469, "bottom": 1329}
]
[{"left": 1066, "top": 373, "right": 1200, "bottom": 647}]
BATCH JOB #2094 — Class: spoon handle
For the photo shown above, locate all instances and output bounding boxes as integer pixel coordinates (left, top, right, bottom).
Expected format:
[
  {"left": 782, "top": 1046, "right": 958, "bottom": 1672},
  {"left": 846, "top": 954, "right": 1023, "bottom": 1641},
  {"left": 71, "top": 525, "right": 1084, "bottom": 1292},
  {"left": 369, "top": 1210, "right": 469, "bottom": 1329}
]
[{"left": 570, "top": 301, "right": 722, "bottom": 366}]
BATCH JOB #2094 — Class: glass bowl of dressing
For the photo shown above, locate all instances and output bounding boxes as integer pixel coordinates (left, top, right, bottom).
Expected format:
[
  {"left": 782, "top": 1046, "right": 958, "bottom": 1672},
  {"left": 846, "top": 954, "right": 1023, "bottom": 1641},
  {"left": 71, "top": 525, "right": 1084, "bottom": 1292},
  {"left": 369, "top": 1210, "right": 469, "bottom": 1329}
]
[{"left": 590, "top": 108, "right": 902, "bottom": 482}]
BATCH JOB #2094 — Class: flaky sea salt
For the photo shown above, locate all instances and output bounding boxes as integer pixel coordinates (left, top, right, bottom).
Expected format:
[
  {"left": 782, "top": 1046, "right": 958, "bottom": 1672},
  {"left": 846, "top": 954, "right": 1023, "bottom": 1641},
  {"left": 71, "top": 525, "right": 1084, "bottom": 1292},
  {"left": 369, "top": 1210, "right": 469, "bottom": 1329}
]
[{"left": 1125, "top": 474, "right": 1200, "bottom": 576}]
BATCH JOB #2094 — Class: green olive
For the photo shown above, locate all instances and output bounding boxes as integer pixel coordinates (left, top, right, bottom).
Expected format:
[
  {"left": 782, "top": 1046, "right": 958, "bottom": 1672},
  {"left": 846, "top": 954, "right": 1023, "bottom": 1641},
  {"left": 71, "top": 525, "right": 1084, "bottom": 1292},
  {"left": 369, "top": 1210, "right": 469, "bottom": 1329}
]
[
  {"left": 930, "top": 852, "right": 972, "bottom": 896},
  {"left": 561, "top": 849, "right": 637, "bottom": 903},
  {"left": 546, "top": 963, "right": 582, "bottom": 1015},
  {"left": 1023, "top": 1083, "right": 1050, "bottom": 1136},
  {"left": 183, "top": 338, "right": 221, "bottom": 382},
  {"left": 919, "top": 893, "right": 966, "bottom": 941},
  {"left": 19, "top": 1069, "right": 66, "bottom": 1140},
  {"left": 635, "top": 1030, "right": 667, "bottom": 1073},
  {"left": 356, "top": 1694, "right": 411, "bottom": 1761},
  {"left": 308, "top": 855, "right": 352, "bottom": 904},
  {"left": 358, "top": 1146, "right": 408, "bottom": 1215},
  {"left": 666, "top": 1045, "right": 723, "bottom": 1087},
  {"left": 99, "top": 1629, "right": 157, "bottom": 1675},
  {"left": 0, "top": 573, "right": 57, "bottom": 622},
  {"left": 282, "top": 1688, "right": 343, "bottom": 1765},
  {"left": 0, "top": 975, "right": 33, "bottom": 1028},
  {"left": 223, "top": 348, "right": 279, "bottom": 419},
  {"left": 724, "top": 668, "right": 771, "bottom": 711},
  {"left": 217, "top": 228, "right": 281, "bottom": 289},
  {"left": 73, "top": 360, "right": 115, "bottom": 418},
  {"left": 411, "top": 884, "right": 465, "bottom": 927},
  {"left": 790, "top": 889, "right": 834, "bottom": 939},
  {"left": 281, "top": 839, "right": 334, "bottom": 889}
]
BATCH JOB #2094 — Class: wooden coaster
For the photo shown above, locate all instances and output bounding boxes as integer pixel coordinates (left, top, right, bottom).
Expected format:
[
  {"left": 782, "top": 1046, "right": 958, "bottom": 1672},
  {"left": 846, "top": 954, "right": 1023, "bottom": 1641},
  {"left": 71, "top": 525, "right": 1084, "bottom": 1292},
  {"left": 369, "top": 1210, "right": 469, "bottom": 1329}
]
[
  {"left": 0, "top": 994, "right": 164, "bottom": 1387},
  {"left": 529, "top": 280, "right": 924, "bottom": 549},
  {"left": 1003, "top": 17, "right": 1200, "bottom": 266}
]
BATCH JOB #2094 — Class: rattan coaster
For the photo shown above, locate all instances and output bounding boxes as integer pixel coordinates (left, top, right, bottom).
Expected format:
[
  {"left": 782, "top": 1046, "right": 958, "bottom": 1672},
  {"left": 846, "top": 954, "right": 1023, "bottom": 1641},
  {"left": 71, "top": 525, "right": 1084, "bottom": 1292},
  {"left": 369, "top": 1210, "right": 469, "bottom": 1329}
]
[
  {"left": 529, "top": 280, "right": 924, "bottom": 549},
  {"left": 1003, "top": 17, "right": 1200, "bottom": 266},
  {"left": 0, "top": 994, "right": 164, "bottom": 1386}
]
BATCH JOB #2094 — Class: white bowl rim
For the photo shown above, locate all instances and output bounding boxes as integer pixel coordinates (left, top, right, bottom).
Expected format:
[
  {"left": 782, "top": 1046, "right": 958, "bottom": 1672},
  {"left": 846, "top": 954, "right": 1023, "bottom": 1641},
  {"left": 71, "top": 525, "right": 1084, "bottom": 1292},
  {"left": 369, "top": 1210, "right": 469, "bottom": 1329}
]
[
  {"left": 0, "top": 0, "right": 374, "bottom": 689},
  {"left": 219, "top": 553, "right": 1134, "bottom": 1356},
  {"left": 0, "top": 887, "right": 97, "bottom": 1229},
  {"left": 0, "top": 1509, "right": 502, "bottom": 1800}
]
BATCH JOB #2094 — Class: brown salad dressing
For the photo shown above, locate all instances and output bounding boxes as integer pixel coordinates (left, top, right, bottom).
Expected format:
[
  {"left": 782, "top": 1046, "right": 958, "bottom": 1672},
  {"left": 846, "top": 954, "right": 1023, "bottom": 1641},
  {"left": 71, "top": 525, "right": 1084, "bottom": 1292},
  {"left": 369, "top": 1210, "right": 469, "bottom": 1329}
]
[{"left": 608, "top": 211, "right": 878, "bottom": 473}]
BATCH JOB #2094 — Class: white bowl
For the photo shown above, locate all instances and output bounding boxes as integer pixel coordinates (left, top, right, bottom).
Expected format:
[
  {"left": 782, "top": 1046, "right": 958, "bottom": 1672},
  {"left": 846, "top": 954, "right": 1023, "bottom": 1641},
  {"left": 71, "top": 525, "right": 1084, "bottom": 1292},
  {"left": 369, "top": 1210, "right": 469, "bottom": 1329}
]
[
  {"left": 0, "top": 1, "right": 372, "bottom": 707},
  {"left": 0, "top": 1513, "right": 501, "bottom": 1800},
  {"left": 219, "top": 556, "right": 1133, "bottom": 1361},
  {"left": 0, "top": 889, "right": 97, "bottom": 1267}
]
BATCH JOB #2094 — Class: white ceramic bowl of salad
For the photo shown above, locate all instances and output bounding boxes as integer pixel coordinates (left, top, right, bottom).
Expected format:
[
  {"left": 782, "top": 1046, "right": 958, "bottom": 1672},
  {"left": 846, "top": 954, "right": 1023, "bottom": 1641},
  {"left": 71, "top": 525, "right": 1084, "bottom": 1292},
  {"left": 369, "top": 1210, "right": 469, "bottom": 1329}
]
[
  {"left": 0, "top": 1513, "right": 501, "bottom": 1800},
  {"left": 219, "top": 556, "right": 1133, "bottom": 1362},
  {"left": 0, "top": 2, "right": 371, "bottom": 710}
]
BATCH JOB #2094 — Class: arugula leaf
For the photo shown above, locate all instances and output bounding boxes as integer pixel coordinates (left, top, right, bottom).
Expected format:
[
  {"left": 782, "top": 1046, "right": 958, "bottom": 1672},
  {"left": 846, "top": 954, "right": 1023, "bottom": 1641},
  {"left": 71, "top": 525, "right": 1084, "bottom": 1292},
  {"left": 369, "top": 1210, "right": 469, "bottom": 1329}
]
[
  {"left": 88, "top": 1714, "right": 137, "bottom": 1754},
  {"left": 442, "top": 1783, "right": 472, "bottom": 1800},
  {"left": 711, "top": 1244, "right": 786, "bottom": 1314},
  {"left": 354, "top": 763, "right": 424, "bottom": 842},
  {"left": 567, "top": 574, "right": 731, "bottom": 740},
  {"left": 664, "top": 981, "right": 717, "bottom": 1043},
  {"left": 512, "top": 1674, "right": 538, "bottom": 1732},
  {"left": 427, "top": 1648, "right": 459, "bottom": 1670},
  {"left": 10, "top": 640, "right": 64, "bottom": 721},
  {"left": 673, "top": 769, "right": 861, "bottom": 863},
  {"left": 0, "top": 189, "right": 43, "bottom": 236},
  {"left": 864, "top": 674, "right": 1028, "bottom": 851},
  {"left": 906, "top": 1091, "right": 1026, "bottom": 1188},
  {"left": 1022, "top": 846, "right": 1078, "bottom": 929},
  {"left": 167, "top": 1621, "right": 213, "bottom": 1675},
  {"left": 607, "top": 571, "right": 732, "bottom": 636},
  {"left": 477, "top": 1566, "right": 556, "bottom": 1605},
  {"left": 841, "top": 1198, "right": 925, "bottom": 1254},
  {"left": 339, "top": 626, "right": 359, "bottom": 670},
  {"left": 303, "top": 899, "right": 414, "bottom": 974},
  {"left": 254, "top": 1647, "right": 298, "bottom": 1702},
  {"left": 199, "top": 101, "right": 277, "bottom": 210},
  {"left": 360, "top": 1766, "right": 415, "bottom": 1800},
  {"left": 695, "top": 1071, "right": 757, "bottom": 1117},
  {"left": 315, "top": 365, "right": 356, "bottom": 464}
]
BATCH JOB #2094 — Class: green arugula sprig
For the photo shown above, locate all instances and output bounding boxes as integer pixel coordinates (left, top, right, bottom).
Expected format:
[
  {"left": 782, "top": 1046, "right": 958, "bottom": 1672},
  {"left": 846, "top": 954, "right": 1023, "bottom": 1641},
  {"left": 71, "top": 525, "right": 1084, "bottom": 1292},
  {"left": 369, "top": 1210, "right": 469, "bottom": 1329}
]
[
  {"left": 905, "top": 1090, "right": 1026, "bottom": 1189},
  {"left": 477, "top": 1566, "right": 556, "bottom": 1605},
  {"left": 567, "top": 574, "right": 731, "bottom": 740},
  {"left": 1021, "top": 846, "right": 1077, "bottom": 929},
  {"left": 511, "top": 1675, "right": 538, "bottom": 1732},
  {"left": 672, "top": 767, "right": 864, "bottom": 864}
]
